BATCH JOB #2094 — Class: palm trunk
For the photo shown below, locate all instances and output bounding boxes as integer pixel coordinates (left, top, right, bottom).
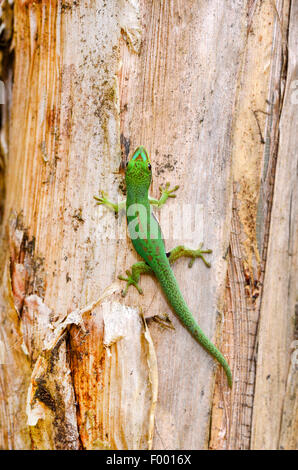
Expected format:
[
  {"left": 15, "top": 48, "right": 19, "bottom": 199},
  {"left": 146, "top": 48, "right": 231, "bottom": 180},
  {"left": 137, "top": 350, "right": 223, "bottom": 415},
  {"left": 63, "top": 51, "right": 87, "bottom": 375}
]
[{"left": 0, "top": 0, "right": 296, "bottom": 450}]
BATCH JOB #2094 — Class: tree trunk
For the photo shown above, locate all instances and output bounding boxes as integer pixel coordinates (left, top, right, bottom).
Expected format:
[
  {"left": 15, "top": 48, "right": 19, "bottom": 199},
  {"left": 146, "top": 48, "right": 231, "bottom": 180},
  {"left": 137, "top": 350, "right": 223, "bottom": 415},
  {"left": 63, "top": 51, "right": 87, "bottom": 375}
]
[{"left": 0, "top": 0, "right": 296, "bottom": 450}]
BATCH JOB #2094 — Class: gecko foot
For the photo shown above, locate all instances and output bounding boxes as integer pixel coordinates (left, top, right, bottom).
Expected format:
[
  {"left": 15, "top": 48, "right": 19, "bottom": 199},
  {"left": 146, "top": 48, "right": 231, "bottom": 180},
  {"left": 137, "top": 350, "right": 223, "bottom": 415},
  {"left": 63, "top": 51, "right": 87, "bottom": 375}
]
[
  {"left": 159, "top": 182, "right": 179, "bottom": 201},
  {"left": 168, "top": 243, "right": 212, "bottom": 268},
  {"left": 94, "top": 191, "right": 118, "bottom": 213},
  {"left": 188, "top": 243, "right": 212, "bottom": 268},
  {"left": 156, "top": 182, "right": 180, "bottom": 208},
  {"left": 118, "top": 270, "right": 143, "bottom": 297},
  {"left": 159, "top": 182, "right": 180, "bottom": 198}
]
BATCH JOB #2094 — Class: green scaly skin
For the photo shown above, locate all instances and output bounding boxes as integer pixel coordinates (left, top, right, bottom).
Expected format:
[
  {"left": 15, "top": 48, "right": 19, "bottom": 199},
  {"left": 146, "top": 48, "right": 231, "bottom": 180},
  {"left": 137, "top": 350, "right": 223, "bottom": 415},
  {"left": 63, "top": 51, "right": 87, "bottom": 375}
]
[{"left": 95, "top": 146, "right": 232, "bottom": 388}]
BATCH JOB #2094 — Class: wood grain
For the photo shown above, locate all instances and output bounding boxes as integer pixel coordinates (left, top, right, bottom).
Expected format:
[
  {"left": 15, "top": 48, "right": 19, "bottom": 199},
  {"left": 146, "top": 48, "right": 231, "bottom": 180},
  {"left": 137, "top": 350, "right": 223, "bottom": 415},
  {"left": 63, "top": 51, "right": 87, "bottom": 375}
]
[
  {"left": 251, "top": 0, "right": 298, "bottom": 449},
  {"left": 120, "top": 0, "right": 249, "bottom": 449},
  {"left": 209, "top": 0, "right": 291, "bottom": 449}
]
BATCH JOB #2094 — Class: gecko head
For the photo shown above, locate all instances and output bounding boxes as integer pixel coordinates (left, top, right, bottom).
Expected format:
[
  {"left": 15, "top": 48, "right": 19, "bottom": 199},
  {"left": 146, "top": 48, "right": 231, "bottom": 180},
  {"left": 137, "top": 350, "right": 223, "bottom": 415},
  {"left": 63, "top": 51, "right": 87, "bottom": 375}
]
[{"left": 125, "top": 146, "right": 152, "bottom": 189}]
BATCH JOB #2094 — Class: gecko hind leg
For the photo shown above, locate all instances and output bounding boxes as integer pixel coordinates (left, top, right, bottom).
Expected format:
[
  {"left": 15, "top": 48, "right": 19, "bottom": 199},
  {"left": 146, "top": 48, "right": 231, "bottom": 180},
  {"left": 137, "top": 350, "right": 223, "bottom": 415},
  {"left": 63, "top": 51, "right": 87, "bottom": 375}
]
[
  {"left": 167, "top": 243, "right": 212, "bottom": 268},
  {"left": 118, "top": 262, "right": 153, "bottom": 297}
]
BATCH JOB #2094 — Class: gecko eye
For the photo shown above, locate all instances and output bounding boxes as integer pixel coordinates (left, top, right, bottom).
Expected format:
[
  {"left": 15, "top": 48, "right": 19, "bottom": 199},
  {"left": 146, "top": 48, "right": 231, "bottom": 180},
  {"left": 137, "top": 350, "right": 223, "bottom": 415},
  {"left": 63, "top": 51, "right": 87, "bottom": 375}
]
[{"left": 148, "top": 163, "right": 152, "bottom": 171}]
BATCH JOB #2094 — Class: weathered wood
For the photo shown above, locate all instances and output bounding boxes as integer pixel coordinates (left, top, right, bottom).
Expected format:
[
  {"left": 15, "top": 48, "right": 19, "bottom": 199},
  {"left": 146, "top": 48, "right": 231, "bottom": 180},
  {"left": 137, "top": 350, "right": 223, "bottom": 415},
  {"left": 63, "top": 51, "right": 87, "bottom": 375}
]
[
  {"left": 251, "top": 0, "right": 298, "bottom": 450},
  {"left": 120, "top": 0, "right": 249, "bottom": 449},
  {"left": 209, "top": 0, "right": 291, "bottom": 449},
  {"left": 0, "top": 0, "right": 156, "bottom": 450}
]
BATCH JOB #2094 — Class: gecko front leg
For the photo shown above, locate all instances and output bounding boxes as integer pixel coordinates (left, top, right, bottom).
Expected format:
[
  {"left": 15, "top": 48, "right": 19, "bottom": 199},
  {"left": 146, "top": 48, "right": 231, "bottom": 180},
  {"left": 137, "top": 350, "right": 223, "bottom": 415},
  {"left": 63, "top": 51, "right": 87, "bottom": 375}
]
[
  {"left": 149, "top": 182, "right": 179, "bottom": 208},
  {"left": 94, "top": 191, "right": 125, "bottom": 213},
  {"left": 95, "top": 183, "right": 179, "bottom": 213}
]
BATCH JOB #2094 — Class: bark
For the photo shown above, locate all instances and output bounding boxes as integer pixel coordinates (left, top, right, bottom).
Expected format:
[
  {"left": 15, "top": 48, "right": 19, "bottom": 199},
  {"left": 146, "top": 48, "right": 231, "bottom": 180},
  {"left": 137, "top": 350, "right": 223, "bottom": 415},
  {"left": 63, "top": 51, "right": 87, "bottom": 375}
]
[{"left": 0, "top": 0, "right": 296, "bottom": 450}]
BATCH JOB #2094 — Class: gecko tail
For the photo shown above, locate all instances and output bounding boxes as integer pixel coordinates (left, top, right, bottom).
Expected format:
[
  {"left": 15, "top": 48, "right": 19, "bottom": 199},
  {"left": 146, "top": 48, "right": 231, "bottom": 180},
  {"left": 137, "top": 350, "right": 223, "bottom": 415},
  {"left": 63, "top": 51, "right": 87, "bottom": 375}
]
[
  {"left": 156, "top": 266, "right": 233, "bottom": 388},
  {"left": 192, "top": 324, "right": 233, "bottom": 388}
]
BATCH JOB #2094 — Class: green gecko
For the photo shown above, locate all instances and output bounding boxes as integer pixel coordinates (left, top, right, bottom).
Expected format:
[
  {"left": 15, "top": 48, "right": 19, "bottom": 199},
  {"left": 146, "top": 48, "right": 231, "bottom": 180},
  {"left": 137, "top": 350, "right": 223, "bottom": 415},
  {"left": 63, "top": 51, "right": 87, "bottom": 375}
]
[{"left": 95, "top": 146, "right": 232, "bottom": 387}]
